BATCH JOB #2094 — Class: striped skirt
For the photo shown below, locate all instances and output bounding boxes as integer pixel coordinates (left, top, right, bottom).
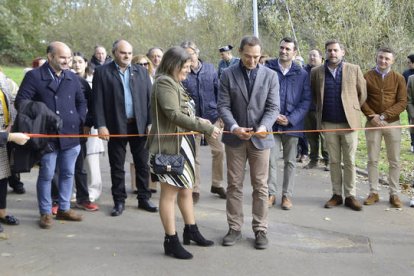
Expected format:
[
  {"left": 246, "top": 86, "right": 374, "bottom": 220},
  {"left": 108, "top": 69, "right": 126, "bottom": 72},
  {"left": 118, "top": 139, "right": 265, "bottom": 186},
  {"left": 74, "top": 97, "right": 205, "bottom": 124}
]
[{"left": 150, "top": 134, "right": 196, "bottom": 189}]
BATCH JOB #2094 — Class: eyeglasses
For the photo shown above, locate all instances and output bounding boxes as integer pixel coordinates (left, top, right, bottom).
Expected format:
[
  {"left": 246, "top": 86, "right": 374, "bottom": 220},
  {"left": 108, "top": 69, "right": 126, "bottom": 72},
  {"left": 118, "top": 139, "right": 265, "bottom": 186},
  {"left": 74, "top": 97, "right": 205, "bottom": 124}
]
[{"left": 138, "top": 62, "right": 149, "bottom": 66}]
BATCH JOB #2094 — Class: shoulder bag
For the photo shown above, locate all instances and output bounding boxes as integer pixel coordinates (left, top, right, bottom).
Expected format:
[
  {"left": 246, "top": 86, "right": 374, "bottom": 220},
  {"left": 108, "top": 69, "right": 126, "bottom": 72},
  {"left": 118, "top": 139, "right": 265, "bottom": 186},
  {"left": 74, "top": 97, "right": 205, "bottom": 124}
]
[{"left": 150, "top": 81, "right": 185, "bottom": 175}]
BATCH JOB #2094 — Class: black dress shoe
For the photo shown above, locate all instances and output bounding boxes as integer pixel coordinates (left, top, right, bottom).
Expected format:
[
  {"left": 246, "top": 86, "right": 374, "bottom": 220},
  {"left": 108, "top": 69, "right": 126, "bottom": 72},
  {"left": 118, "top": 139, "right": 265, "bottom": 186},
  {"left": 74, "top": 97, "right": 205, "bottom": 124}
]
[
  {"left": 138, "top": 200, "right": 158, "bottom": 213},
  {"left": 11, "top": 186, "right": 26, "bottom": 194},
  {"left": 210, "top": 187, "right": 226, "bottom": 199},
  {"left": 111, "top": 202, "right": 125, "bottom": 217}
]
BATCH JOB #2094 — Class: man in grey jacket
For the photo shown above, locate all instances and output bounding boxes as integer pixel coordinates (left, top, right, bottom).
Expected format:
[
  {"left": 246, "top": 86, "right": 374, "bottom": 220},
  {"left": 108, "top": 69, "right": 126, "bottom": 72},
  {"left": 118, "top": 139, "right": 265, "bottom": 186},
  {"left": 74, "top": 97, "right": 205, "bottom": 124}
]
[{"left": 218, "top": 36, "right": 280, "bottom": 250}]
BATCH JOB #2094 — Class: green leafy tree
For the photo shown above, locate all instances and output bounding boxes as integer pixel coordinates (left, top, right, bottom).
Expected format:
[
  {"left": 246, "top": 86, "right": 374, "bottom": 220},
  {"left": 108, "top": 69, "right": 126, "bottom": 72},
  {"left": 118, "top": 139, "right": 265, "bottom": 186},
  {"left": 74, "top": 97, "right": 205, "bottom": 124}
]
[{"left": 0, "top": 0, "right": 51, "bottom": 64}]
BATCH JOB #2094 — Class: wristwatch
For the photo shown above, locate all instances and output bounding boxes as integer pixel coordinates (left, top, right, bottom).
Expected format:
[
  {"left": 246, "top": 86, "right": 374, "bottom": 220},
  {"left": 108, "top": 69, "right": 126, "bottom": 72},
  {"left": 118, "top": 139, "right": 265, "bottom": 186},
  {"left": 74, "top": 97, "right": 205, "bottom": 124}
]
[{"left": 379, "top": 114, "right": 386, "bottom": 121}]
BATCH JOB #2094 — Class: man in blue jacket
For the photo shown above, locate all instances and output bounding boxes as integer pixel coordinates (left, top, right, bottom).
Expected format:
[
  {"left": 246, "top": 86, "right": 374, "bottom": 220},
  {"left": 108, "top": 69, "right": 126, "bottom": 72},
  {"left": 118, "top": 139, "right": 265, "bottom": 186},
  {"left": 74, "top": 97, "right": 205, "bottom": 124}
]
[
  {"left": 217, "top": 45, "right": 239, "bottom": 78},
  {"left": 16, "top": 41, "right": 87, "bottom": 229},
  {"left": 265, "top": 37, "right": 311, "bottom": 210},
  {"left": 181, "top": 41, "right": 226, "bottom": 203}
]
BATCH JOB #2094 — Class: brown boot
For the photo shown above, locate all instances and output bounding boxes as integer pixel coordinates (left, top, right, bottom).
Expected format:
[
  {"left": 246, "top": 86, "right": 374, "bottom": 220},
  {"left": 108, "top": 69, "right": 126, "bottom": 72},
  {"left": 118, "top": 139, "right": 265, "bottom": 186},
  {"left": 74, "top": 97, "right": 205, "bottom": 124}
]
[
  {"left": 345, "top": 196, "right": 362, "bottom": 211},
  {"left": 281, "top": 196, "right": 292, "bottom": 210},
  {"left": 324, "top": 194, "right": 343, "bottom": 208},
  {"left": 192, "top": 192, "right": 200, "bottom": 204},
  {"left": 268, "top": 195, "right": 276, "bottom": 208},
  {"left": 56, "top": 209, "right": 83, "bottom": 221},
  {"left": 389, "top": 195, "right": 402, "bottom": 208},
  {"left": 39, "top": 214, "right": 53, "bottom": 229},
  {"left": 363, "top": 193, "right": 379, "bottom": 205}
]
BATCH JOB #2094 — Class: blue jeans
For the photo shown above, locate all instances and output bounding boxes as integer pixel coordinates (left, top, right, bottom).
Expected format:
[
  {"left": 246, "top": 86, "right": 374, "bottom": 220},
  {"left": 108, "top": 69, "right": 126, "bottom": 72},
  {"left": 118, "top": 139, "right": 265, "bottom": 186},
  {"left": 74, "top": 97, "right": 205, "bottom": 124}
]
[{"left": 37, "top": 145, "right": 80, "bottom": 214}]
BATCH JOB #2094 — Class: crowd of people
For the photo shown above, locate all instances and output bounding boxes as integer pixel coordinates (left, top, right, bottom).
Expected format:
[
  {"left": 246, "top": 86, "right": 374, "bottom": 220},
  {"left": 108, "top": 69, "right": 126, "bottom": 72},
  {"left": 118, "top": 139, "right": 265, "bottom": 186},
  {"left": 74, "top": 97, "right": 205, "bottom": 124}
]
[{"left": 0, "top": 34, "right": 413, "bottom": 259}]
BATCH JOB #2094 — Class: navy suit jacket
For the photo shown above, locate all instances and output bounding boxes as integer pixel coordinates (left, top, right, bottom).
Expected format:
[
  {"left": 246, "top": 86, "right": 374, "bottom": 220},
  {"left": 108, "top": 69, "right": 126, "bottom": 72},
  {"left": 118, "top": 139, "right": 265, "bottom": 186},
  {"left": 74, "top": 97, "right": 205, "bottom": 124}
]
[
  {"left": 92, "top": 62, "right": 152, "bottom": 134},
  {"left": 218, "top": 63, "right": 280, "bottom": 150},
  {"left": 15, "top": 63, "right": 87, "bottom": 150}
]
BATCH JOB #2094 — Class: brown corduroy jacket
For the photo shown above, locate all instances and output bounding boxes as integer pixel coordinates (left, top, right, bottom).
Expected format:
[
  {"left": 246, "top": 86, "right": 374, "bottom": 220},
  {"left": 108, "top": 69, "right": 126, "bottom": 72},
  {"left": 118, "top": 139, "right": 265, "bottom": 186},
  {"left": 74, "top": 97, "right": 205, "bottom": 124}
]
[{"left": 361, "top": 70, "right": 407, "bottom": 123}]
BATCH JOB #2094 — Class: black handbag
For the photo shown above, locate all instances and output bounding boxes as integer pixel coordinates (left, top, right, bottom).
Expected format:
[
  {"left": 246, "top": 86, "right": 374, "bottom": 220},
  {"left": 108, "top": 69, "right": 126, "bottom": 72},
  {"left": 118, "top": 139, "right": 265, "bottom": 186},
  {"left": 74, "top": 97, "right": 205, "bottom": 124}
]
[
  {"left": 152, "top": 153, "right": 184, "bottom": 175},
  {"left": 150, "top": 83, "right": 185, "bottom": 175}
]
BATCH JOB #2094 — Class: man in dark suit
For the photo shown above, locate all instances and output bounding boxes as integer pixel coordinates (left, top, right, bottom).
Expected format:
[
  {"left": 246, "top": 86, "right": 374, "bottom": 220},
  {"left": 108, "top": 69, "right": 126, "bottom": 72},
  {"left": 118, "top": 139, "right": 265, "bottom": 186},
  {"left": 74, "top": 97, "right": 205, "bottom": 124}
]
[
  {"left": 93, "top": 39, "right": 156, "bottom": 216},
  {"left": 16, "top": 41, "right": 87, "bottom": 229},
  {"left": 218, "top": 36, "right": 280, "bottom": 250}
]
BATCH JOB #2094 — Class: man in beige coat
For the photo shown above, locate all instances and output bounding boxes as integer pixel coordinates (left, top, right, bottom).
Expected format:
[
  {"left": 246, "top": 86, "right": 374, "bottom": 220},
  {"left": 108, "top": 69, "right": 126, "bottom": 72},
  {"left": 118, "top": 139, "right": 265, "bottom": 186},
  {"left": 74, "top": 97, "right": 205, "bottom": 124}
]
[{"left": 311, "top": 39, "right": 367, "bottom": 211}]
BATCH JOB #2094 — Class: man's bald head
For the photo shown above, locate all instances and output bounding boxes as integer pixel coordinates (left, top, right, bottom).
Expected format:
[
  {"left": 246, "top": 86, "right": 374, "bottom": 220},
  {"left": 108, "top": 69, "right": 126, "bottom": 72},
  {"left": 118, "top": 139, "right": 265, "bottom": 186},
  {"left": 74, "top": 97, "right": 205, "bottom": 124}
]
[
  {"left": 112, "top": 39, "right": 133, "bottom": 70},
  {"left": 47, "top": 41, "right": 72, "bottom": 74}
]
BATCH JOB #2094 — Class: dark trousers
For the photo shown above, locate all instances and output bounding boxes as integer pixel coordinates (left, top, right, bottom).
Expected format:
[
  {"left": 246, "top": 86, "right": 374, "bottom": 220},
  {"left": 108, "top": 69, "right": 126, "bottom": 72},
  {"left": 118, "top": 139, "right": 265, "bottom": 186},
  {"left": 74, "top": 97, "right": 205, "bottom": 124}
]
[
  {"left": 74, "top": 143, "right": 89, "bottom": 203},
  {"left": 410, "top": 133, "right": 414, "bottom": 147},
  {"left": 7, "top": 144, "right": 24, "bottom": 190},
  {"left": 297, "top": 136, "right": 309, "bottom": 156},
  {"left": 305, "top": 110, "right": 329, "bottom": 162},
  {"left": 108, "top": 123, "right": 150, "bottom": 204},
  {"left": 0, "top": 178, "right": 7, "bottom": 209}
]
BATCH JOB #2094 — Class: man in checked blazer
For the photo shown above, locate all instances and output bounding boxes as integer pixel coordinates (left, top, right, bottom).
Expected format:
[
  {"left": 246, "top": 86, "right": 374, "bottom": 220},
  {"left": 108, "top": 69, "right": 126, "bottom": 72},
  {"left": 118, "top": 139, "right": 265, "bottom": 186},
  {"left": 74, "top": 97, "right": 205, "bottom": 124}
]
[
  {"left": 310, "top": 39, "right": 367, "bottom": 211},
  {"left": 218, "top": 36, "right": 280, "bottom": 250}
]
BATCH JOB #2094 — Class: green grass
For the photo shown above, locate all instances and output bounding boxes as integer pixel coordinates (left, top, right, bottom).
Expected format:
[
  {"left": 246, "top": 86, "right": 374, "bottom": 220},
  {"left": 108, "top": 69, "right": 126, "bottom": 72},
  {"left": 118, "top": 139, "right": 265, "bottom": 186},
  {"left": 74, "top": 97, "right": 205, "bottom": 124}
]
[
  {"left": 1, "top": 65, "right": 25, "bottom": 85},
  {"left": 356, "top": 112, "right": 414, "bottom": 186}
]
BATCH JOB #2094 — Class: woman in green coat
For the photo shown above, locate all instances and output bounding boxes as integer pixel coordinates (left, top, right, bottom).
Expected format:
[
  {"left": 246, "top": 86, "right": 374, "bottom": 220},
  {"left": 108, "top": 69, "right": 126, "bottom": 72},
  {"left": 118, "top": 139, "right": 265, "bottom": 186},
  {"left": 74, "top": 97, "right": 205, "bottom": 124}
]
[{"left": 146, "top": 46, "right": 221, "bottom": 259}]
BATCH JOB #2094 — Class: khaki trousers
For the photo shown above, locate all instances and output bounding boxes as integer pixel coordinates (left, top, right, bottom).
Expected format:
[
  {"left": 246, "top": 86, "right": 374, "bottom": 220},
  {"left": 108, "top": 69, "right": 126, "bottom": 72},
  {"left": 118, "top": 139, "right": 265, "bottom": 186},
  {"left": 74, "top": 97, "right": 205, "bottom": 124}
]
[
  {"left": 225, "top": 141, "right": 269, "bottom": 232},
  {"left": 365, "top": 120, "right": 401, "bottom": 195},
  {"left": 322, "top": 122, "right": 358, "bottom": 197},
  {"left": 193, "top": 120, "right": 224, "bottom": 193}
]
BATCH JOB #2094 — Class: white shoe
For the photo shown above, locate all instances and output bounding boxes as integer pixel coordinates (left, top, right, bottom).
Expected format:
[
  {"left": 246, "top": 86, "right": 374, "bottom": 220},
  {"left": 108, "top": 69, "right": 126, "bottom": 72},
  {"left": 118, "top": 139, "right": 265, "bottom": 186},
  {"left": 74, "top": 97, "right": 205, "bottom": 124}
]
[
  {"left": 411, "top": 145, "right": 414, "bottom": 153},
  {"left": 410, "top": 199, "right": 414, "bottom": 207}
]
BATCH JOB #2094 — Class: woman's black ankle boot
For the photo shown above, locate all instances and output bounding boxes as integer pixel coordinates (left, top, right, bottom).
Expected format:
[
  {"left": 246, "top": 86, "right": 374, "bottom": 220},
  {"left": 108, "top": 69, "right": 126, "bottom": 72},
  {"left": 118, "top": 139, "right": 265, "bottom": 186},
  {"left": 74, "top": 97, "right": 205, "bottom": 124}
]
[
  {"left": 183, "top": 224, "right": 214, "bottom": 246},
  {"left": 164, "top": 233, "right": 193, "bottom": 259}
]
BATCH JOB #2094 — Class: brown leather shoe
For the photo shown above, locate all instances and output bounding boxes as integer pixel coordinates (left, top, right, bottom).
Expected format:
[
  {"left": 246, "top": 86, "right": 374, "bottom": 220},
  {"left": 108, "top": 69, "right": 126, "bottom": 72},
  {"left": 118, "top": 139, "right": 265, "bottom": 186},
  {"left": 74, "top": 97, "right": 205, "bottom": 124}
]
[
  {"left": 192, "top": 192, "right": 200, "bottom": 204},
  {"left": 39, "top": 214, "right": 53, "bottom": 229},
  {"left": 364, "top": 193, "right": 379, "bottom": 205},
  {"left": 268, "top": 195, "right": 276, "bottom": 208},
  {"left": 281, "top": 196, "right": 292, "bottom": 210},
  {"left": 324, "top": 194, "right": 343, "bottom": 208},
  {"left": 389, "top": 195, "right": 402, "bottom": 208},
  {"left": 345, "top": 196, "right": 362, "bottom": 211},
  {"left": 55, "top": 209, "right": 83, "bottom": 221},
  {"left": 210, "top": 187, "right": 226, "bottom": 199}
]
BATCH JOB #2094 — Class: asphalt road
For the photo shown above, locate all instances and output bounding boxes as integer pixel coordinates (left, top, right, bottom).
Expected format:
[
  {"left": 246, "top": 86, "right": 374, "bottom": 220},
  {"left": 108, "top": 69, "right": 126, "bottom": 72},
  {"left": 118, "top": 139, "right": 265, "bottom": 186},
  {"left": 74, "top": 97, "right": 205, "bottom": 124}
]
[{"left": 1, "top": 146, "right": 413, "bottom": 276}]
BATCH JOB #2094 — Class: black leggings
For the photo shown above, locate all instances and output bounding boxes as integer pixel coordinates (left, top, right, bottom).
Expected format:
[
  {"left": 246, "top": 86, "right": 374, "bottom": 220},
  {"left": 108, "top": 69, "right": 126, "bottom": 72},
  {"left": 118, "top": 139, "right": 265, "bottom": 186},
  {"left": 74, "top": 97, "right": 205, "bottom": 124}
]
[{"left": 0, "top": 178, "right": 8, "bottom": 209}]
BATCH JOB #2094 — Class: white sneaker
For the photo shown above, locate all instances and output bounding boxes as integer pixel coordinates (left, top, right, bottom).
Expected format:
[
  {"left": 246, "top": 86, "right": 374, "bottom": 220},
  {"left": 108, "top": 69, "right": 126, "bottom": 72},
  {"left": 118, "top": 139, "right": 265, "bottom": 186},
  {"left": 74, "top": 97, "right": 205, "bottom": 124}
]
[
  {"left": 411, "top": 145, "right": 414, "bottom": 153},
  {"left": 410, "top": 198, "right": 414, "bottom": 207}
]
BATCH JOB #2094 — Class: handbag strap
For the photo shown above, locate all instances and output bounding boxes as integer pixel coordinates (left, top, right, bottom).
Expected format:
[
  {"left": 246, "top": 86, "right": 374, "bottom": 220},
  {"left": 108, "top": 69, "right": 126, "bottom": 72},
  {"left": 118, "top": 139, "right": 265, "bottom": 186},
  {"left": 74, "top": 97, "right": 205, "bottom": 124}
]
[{"left": 154, "top": 76, "right": 180, "bottom": 154}]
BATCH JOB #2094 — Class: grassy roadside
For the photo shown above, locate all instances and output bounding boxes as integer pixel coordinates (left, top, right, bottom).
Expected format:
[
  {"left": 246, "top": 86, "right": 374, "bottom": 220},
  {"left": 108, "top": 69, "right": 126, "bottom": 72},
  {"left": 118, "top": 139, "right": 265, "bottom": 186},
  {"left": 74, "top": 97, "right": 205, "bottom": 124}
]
[
  {"left": 356, "top": 113, "right": 414, "bottom": 187},
  {"left": 1, "top": 65, "right": 26, "bottom": 85},
  {"left": 2, "top": 65, "right": 413, "bottom": 186}
]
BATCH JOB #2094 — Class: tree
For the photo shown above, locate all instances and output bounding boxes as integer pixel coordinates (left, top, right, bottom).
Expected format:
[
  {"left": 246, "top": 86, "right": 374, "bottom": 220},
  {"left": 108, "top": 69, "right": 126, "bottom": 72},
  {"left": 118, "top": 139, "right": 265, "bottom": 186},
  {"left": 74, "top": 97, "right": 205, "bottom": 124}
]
[{"left": 0, "top": 0, "right": 51, "bottom": 64}]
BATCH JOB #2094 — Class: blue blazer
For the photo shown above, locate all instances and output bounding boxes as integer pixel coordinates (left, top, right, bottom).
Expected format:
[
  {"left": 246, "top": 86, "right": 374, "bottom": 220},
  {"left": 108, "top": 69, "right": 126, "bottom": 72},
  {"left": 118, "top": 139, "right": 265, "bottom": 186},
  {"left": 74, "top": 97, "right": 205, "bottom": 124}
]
[
  {"left": 182, "top": 61, "right": 219, "bottom": 123},
  {"left": 266, "top": 59, "right": 311, "bottom": 137},
  {"left": 15, "top": 63, "right": 87, "bottom": 150},
  {"left": 218, "top": 63, "right": 280, "bottom": 150}
]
